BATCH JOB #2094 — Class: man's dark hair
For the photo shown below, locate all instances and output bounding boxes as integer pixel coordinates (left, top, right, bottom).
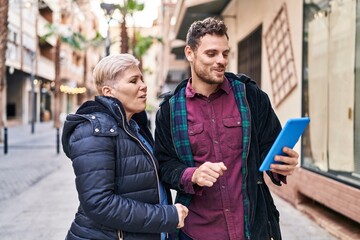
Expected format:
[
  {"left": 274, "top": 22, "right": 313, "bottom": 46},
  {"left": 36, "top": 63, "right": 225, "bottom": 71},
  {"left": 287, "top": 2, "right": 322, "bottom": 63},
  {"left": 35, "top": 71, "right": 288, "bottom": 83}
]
[{"left": 186, "top": 17, "right": 229, "bottom": 51}]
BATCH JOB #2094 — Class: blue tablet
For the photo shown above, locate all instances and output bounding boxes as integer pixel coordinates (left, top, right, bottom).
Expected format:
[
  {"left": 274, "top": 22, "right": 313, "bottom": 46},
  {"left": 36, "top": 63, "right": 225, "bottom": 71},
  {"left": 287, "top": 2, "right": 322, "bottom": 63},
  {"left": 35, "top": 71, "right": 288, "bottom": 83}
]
[{"left": 259, "top": 117, "right": 310, "bottom": 172}]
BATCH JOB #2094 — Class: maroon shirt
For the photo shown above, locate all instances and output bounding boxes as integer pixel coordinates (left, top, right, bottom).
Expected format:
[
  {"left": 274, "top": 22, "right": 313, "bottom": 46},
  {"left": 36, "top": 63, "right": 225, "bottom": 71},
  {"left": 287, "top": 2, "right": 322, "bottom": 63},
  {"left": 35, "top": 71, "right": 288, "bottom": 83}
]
[{"left": 180, "top": 79, "right": 245, "bottom": 240}]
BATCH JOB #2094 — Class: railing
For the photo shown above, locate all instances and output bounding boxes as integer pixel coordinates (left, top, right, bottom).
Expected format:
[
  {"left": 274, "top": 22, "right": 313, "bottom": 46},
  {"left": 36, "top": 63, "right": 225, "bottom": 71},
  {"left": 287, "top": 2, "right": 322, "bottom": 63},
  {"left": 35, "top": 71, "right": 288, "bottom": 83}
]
[{"left": 1, "top": 123, "right": 60, "bottom": 155}]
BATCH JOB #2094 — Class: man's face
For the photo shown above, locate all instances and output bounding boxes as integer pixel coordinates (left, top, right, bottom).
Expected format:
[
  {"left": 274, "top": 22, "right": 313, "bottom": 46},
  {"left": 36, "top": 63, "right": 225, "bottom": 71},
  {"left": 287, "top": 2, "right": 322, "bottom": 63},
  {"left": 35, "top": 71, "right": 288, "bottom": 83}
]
[{"left": 186, "top": 34, "right": 230, "bottom": 85}]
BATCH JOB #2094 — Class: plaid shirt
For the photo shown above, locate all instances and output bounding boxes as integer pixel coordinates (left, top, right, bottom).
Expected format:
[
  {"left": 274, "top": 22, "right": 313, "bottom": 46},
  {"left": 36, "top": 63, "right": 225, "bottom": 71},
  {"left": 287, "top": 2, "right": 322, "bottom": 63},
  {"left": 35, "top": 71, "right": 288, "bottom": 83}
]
[{"left": 169, "top": 77, "right": 252, "bottom": 239}]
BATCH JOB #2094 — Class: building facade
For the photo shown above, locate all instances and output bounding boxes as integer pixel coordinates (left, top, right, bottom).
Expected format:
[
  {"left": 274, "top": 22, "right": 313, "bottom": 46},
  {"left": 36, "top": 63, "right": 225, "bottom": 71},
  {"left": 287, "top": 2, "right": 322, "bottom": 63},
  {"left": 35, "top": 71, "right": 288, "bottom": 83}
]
[
  {"left": 5, "top": 0, "right": 101, "bottom": 128},
  {"left": 160, "top": 0, "right": 360, "bottom": 238}
]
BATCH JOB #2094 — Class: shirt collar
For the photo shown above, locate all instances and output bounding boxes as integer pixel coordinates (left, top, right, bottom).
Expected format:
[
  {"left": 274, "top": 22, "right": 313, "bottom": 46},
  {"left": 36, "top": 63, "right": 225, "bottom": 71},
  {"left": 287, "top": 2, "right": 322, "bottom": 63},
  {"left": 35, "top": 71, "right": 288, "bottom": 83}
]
[
  {"left": 129, "top": 119, "right": 140, "bottom": 133},
  {"left": 185, "top": 77, "right": 231, "bottom": 98}
]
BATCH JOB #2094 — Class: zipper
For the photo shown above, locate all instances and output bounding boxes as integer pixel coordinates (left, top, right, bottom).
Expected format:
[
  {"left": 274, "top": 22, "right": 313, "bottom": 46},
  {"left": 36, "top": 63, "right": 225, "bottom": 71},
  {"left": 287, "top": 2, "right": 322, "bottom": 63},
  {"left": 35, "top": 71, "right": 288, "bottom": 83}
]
[
  {"left": 241, "top": 83, "right": 252, "bottom": 240},
  {"left": 115, "top": 104, "right": 162, "bottom": 204},
  {"left": 118, "top": 230, "right": 123, "bottom": 239},
  {"left": 268, "top": 220, "right": 274, "bottom": 240}
]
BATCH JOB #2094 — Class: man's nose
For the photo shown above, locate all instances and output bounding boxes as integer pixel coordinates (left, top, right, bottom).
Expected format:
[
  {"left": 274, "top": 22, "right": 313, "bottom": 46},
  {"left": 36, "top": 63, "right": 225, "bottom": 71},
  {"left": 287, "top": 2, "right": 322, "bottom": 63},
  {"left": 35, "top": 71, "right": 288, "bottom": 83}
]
[{"left": 216, "top": 55, "right": 227, "bottom": 65}]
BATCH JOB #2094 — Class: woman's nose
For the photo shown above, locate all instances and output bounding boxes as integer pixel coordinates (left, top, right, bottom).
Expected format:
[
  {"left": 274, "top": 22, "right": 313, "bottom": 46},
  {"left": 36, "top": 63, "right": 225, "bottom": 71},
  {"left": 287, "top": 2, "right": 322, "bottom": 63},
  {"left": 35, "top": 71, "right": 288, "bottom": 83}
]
[{"left": 139, "top": 83, "right": 147, "bottom": 91}]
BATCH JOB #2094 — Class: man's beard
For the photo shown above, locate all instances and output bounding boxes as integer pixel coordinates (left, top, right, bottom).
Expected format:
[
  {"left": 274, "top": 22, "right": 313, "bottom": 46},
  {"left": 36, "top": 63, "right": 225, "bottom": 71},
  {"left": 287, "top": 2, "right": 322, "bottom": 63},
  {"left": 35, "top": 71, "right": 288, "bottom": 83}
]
[{"left": 193, "top": 63, "right": 225, "bottom": 85}]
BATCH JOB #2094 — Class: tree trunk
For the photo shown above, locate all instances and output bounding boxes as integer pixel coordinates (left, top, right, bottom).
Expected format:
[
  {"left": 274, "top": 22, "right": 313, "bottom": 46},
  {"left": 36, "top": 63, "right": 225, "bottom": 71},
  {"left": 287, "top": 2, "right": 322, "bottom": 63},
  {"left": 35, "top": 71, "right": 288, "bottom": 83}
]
[
  {"left": 83, "top": 50, "right": 88, "bottom": 100},
  {"left": 54, "top": 37, "right": 61, "bottom": 129},
  {"left": 0, "top": 0, "right": 9, "bottom": 140},
  {"left": 120, "top": 19, "right": 129, "bottom": 53}
]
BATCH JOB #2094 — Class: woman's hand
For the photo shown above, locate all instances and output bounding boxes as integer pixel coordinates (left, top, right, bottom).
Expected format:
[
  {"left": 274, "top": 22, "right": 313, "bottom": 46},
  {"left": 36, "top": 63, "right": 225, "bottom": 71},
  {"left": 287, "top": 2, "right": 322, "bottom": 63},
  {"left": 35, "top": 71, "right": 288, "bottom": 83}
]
[{"left": 174, "top": 203, "right": 189, "bottom": 228}]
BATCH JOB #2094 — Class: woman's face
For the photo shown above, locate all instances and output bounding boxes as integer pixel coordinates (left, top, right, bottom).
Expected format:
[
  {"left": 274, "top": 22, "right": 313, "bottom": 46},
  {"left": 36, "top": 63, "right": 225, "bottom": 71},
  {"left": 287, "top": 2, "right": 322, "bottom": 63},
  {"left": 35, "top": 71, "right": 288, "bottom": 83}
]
[{"left": 107, "top": 65, "right": 147, "bottom": 120}]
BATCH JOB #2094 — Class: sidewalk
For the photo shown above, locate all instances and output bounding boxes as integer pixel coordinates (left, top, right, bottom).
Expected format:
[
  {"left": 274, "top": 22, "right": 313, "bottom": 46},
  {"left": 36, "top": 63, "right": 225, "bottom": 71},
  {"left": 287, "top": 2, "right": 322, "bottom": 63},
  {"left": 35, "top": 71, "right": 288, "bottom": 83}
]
[
  {"left": 0, "top": 122, "right": 338, "bottom": 240},
  {"left": 0, "top": 122, "right": 62, "bottom": 202},
  {"left": 0, "top": 122, "right": 76, "bottom": 240}
]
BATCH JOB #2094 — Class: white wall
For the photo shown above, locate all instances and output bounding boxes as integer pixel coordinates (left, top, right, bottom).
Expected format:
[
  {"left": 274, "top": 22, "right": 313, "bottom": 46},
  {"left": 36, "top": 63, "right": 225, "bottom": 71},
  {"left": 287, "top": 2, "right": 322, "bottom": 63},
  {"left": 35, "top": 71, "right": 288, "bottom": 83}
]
[{"left": 223, "top": 0, "right": 303, "bottom": 125}]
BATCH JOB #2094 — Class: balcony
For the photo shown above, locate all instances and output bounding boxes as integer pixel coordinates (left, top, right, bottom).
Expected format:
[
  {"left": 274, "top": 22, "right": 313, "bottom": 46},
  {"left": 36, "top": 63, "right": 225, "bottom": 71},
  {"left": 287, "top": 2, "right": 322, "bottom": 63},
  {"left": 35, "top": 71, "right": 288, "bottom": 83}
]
[
  {"left": 172, "top": 0, "right": 231, "bottom": 41},
  {"left": 38, "top": 15, "right": 56, "bottom": 46},
  {"left": 37, "top": 55, "right": 55, "bottom": 81}
]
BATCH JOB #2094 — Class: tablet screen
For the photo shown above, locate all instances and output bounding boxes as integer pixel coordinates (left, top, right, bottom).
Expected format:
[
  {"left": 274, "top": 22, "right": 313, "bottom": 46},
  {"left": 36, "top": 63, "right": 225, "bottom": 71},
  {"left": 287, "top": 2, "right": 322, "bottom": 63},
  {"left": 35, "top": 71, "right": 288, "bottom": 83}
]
[{"left": 259, "top": 117, "right": 310, "bottom": 172}]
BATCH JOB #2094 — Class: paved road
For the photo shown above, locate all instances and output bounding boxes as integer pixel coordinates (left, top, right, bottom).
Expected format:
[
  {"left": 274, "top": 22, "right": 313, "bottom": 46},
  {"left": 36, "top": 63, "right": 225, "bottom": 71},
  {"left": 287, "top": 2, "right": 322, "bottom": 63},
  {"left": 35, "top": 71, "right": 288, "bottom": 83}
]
[{"left": 0, "top": 122, "right": 338, "bottom": 240}]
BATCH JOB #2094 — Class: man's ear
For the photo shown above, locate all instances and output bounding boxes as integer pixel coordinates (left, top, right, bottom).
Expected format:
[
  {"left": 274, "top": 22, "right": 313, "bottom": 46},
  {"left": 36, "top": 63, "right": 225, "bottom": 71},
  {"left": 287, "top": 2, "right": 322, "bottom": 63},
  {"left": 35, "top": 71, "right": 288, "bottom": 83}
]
[
  {"left": 102, "top": 86, "right": 113, "bottom": 97},
  {"left": 185, "top": 46, "right": 193, "bottom": 62}
]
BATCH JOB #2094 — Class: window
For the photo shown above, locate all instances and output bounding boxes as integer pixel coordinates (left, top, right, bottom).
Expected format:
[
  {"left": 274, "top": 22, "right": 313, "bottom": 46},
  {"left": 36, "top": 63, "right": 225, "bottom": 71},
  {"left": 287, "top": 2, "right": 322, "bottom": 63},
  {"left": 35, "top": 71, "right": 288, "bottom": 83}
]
[
  {"left": 302, "top": 0, "right": 360, "bottom": 187},
  {"left": 264, "top": 4, "right": 297, "bottom": 107},
  {"left": 238, "top": 26, "right": 262, "bottom": 87}
]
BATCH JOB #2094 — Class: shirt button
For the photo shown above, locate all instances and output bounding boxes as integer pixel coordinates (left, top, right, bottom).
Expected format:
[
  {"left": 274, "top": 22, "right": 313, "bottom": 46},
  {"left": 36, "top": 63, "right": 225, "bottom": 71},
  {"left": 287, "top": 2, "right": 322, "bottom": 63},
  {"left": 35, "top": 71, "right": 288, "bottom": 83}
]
[
  {"left": 91, "top": 116, "right": 96, "bottom": 119},
  {"left": 211, "top": 119, "right": 215, "bottom": 123},
  {"left": 221, "top": 185, "right": 225, "bottom": 189},
  {"left": 110, "top": 128, "right": 114, "bottom": 133},
  {"left": 214, "top": 140, "right": 219, "bottom": 144},
  {"left": 237, "top": 121, "right": 241, "bottom": 125},
  {"left": 94, "top": 128, "right": 99, "bottom": 132},
  {"left": 225, "top": 209, "right": 230, "bottom": 212}
]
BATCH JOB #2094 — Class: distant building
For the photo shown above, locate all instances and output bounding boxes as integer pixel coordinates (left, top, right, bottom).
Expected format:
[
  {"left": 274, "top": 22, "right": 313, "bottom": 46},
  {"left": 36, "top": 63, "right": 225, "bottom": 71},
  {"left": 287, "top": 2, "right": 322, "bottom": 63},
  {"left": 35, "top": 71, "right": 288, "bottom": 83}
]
[{"left": 5, "top": 0, "right": 102, "bottom": 126}]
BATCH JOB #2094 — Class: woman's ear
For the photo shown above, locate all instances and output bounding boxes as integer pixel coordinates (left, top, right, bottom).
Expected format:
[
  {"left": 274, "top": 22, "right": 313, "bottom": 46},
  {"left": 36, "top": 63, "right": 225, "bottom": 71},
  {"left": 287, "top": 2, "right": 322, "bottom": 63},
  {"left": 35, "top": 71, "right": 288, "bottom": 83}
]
[{"left": 102, "top": 86, "right": 113, "bottom": 97}]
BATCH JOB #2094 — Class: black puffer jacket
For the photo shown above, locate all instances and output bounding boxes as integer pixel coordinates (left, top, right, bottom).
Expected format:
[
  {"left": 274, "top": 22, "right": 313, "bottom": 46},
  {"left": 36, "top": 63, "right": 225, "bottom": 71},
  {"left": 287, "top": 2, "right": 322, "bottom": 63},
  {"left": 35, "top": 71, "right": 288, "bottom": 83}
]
[{"left": 62, "top": 96, "right": 178, "bottom": 240}]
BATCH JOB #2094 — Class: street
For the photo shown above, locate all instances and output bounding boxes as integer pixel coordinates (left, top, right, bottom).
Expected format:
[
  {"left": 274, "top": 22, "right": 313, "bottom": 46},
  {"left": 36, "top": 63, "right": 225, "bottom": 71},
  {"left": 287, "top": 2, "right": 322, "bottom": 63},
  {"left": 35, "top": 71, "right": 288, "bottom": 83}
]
[{"left": 0, "top": 122, "right": 338, "bottom": 240}]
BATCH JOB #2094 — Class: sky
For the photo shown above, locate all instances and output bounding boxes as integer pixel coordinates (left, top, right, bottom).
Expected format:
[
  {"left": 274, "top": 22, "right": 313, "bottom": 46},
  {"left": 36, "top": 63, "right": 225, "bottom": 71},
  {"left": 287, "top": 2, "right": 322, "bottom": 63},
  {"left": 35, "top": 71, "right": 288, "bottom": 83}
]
[{"left": 90, "top": 0, "right": 161, "bottom": 36}]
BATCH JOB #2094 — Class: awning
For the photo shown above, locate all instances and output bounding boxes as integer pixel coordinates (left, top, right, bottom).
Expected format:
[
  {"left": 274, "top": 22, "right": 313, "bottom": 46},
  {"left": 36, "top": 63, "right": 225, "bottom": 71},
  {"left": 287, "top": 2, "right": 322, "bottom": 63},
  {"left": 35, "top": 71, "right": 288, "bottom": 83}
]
[
  {"left": 171, "top": 0, "right": 231, "bottom": 59},
  {"left": 170, "top": 39, "right": 186, "bottom": 59},
  {"left": 175, "top": 0, "right": 231, "bottom": 41}
]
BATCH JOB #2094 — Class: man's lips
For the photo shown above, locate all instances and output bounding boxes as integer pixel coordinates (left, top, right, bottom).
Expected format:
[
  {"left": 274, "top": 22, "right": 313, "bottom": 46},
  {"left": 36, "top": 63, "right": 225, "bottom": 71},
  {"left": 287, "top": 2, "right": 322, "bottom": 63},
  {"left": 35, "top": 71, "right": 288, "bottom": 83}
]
[{"left": 213, "top": 68, "right": 225, "bottom": 72}]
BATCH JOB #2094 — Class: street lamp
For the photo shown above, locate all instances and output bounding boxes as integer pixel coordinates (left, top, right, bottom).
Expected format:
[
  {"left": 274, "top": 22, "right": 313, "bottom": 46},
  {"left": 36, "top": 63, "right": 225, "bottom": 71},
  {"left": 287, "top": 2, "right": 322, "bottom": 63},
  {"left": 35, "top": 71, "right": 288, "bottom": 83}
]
[
  {"left": 30, "top": 51, "right": 36, "bottom": 134},
  {"left": 100, "top": 2, "right": 116, "bottom": 56}
]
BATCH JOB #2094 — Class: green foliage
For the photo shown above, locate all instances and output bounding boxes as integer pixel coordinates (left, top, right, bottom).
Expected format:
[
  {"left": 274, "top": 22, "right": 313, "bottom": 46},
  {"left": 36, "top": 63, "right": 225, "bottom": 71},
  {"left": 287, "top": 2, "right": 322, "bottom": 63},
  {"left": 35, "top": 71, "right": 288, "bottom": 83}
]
[
  {"left": 116, "top": 0, "right": 145, "bottom": 15},
  {"left": 133, "top": 32, "right": 162, "bottom": 59},
  {"left": 60, "top": 31, "right": 85, "bottom": 50},
  {"left": 40, "top": 23, "right": 104, "bottom": 51},
  {"left": 83, "top": 32, "right": 105, "bottom": 49},
  {"left": 39, "top": 23, "right": 57, "bottom": 45}
]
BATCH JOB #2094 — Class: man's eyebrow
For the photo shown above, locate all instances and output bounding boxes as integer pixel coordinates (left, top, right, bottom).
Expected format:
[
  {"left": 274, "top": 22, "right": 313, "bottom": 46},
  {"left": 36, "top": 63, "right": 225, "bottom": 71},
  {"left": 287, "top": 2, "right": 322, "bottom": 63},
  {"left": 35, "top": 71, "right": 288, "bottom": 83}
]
[
  {"left": 203, "top": 48, "right": 230, "bottom": 53},
  {"left": 203, "top": 49, "right": 220, "bottom": 52}
]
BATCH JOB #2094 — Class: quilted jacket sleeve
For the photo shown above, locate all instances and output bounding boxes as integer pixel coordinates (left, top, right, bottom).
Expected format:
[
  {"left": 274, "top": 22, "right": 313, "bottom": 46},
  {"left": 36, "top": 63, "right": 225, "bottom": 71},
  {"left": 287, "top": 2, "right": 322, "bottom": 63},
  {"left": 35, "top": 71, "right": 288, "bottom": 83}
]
[{"left": 68, "top": 121, "right": 179, "bottom": 233}]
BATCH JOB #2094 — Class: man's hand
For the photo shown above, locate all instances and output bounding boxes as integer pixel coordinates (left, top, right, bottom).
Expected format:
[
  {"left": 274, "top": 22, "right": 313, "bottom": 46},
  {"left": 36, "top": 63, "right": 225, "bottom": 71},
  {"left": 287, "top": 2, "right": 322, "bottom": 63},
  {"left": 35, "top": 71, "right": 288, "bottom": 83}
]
[
  {"left": 191, "top": 162, "right": 227, "bottom": 187},
  {"left": 174, "top": 203, "right": 188, "bottom": 228},
  {"left": 270, "top": 147, "right": 299, "bottom": 176}
]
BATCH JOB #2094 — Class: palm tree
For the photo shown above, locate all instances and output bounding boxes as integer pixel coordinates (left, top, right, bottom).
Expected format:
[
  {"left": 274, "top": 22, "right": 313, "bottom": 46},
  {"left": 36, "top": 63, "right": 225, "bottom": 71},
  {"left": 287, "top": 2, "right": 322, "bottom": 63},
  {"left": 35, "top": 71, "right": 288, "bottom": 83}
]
[
  {"left": 41, "top": 22, "right": 103, "bottom": 154},
  {"left": 41, "top": 24, "right": 103, "bottom": 129},
  {"left": 41, "top": 24, "right": 85, "bottom": 129},
  {"left": 115, "top": 0, "right": 144, "bottom": 53},
  {"left": 132, "top": 32, "right": 162, "bottom": 71},
  {"left": 0, "top": 0, "right": 9, "bottom": 140}
]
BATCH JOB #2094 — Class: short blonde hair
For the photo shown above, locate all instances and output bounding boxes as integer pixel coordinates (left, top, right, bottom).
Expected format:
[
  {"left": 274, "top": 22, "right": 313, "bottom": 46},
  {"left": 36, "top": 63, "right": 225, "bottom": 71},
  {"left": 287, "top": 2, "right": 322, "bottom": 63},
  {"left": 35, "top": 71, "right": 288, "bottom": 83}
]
[{"left": 93, "top": 53, "right": 140, "bottom": 95}]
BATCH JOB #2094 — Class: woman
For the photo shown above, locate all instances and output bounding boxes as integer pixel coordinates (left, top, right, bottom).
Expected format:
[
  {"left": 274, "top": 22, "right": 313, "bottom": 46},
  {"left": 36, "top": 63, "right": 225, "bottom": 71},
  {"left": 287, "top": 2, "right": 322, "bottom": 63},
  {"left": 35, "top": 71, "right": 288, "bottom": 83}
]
[{"left": 62, "top": 54, "right": 188, "bottom": 240}]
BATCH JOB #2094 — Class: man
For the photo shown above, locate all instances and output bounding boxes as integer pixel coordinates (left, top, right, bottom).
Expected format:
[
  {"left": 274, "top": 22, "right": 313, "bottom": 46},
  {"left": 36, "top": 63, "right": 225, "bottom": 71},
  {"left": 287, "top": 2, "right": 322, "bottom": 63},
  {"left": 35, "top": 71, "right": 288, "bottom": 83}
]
[{"left": 154, "top": 17, "right": 299, "bottom": 240}]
